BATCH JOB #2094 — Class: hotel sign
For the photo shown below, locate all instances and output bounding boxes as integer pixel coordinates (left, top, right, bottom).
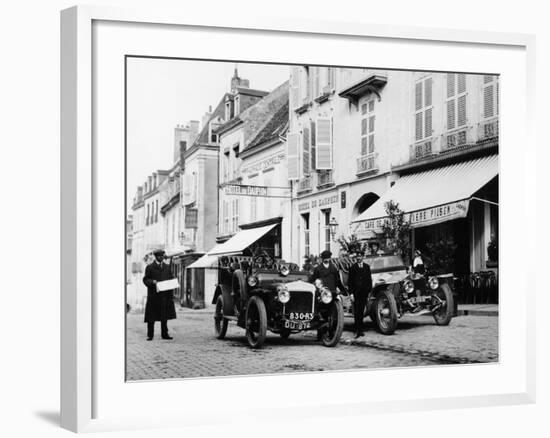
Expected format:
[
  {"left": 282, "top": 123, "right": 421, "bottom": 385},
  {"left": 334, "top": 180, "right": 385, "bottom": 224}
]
[
  {"left": 240, "top": 152, "right": 286, "bottom": 175},
  {"left": 223, "top": 184, "right": 269, "bottom": 197},
  {"left": 352, "top": 199, "right": 470, "bottom": 237},
  {"left": 298, "top": 194, "right": 339, "bottom": 212}
]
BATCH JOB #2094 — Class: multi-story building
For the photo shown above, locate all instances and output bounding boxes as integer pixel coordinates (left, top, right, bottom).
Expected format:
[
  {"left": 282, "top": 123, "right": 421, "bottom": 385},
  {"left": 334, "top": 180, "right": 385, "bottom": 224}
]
[
  {"left": 212, "top": 78, "right": 289, "bottom": 262},
  {"left": 288, "top": 66, "right": 498, "bottom": 280}
]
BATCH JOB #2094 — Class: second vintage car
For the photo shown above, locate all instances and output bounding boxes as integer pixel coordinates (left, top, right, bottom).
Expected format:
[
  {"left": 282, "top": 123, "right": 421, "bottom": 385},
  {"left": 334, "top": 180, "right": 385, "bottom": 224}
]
[{"left": 212, "top": 253, "right": 344, "bottom": 349}]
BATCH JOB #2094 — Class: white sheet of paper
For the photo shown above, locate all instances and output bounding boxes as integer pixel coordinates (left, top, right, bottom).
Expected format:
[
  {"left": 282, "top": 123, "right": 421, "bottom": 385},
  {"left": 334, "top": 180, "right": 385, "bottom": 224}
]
[{"left": 155, "top": 278, "right": 179, "bottom": 292}]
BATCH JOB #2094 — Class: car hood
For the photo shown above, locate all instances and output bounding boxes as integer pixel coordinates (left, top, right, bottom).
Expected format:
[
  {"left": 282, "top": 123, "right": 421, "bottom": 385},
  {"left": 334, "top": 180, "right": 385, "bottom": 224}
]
[
  {"left": 373, "top": 269, "right": 408, "bottom": 285},
  {"left": 280, "top": 280, "right": 316, "bottom": 293}
]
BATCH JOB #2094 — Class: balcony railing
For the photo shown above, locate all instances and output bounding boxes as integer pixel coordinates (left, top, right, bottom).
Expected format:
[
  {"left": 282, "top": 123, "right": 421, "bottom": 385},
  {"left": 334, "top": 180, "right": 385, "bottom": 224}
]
[
  {"left": 356, "top": 153, "right": 379, "bottom": 175},
  {"left": 478, "top": 118, "right": 499, "bottom": 141},
  {"left": 410, "top": 139, "right": 434, "bottom": 161},
  {"left": 443, "top": 128, "right": 469, "bottom": 151},
  {"left": 297, "top": 176, "right": 312, "bottom": 193},
  {"left": 316, "top": 170, "right": 334, "bottom": 188}
]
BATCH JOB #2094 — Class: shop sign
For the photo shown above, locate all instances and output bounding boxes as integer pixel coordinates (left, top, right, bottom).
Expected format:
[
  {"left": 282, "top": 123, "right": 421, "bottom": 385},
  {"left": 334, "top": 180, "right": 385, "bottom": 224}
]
[
  {"left": 223, "top": 184, "right": 269, "bottom": 197},
  {"left": 185, "top": 208, "right": 198, "bottom": 229},
  {"left": 240, "top": 152, "right": 286, "bottom": 175},
  {"left": 298, "top": 193, "right": 338, "bottom": 212},
  {"left": 352, "top": 199, "right": 470, "bottom": 235}
]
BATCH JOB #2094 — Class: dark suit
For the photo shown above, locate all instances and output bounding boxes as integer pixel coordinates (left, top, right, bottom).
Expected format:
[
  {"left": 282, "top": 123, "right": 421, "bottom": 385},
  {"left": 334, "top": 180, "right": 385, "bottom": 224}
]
[
  {"left": 310, "top": 262, "right": 345, "bottom": 294},
  {"left": 348, "top": 262, "right": 372, "bottom": 333},
  {"left": 143, "top": 261, "right": 177, "bottom": 338}
]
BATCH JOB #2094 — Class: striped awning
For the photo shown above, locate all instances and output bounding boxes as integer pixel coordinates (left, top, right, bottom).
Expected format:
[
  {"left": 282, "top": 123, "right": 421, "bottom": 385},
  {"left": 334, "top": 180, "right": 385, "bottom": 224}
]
[{"left": 351, "top": 155, "right": 498, "bottom": 236}]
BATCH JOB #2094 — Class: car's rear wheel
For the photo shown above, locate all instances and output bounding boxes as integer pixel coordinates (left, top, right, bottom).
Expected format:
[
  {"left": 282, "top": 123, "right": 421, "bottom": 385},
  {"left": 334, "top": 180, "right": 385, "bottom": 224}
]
[
  {"left": 321, "top": 299, "right": 344, "bottom": 347},
  {"left": 214, "top": 295, "right": 228, "bottom": 339},
  {"left": 245, "top": 295, "right": 267, "bottom": 348},
  {"left": 373, "top": 289, "right": 398, "bottom": 335},
  {"left": 432, "top": 283, "right": 454, "bottom": 326}
]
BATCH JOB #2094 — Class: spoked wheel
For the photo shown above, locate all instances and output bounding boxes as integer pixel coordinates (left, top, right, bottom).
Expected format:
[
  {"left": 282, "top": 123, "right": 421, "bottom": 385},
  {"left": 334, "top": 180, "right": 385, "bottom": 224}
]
[
  {"left": 321, "top": 299, "right": 344, "bottom": 347},
  {"left": 373, "top": 289, "right": 398, "bottom": 335},
  {"left": 214, "top": 295, "right": 228, "bottom": 339},
  {"left": 432, "top": 283, "right": 454, "bottom": 326},
  {"left": 245, "top": 296, "right": 267, "bottom": 348}
]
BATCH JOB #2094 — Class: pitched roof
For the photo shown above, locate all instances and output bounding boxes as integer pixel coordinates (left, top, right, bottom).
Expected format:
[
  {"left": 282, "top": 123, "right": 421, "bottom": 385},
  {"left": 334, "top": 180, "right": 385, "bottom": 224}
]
[
  {"left": 194, "top": 93, "right": 229, "bottom": 145},
  {"left": 245, "top": 99, "right": 289, "bottom": 151}
]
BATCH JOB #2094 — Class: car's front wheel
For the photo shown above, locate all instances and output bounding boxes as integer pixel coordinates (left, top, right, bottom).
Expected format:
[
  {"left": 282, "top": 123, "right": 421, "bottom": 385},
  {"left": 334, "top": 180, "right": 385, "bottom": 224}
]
[
  {"left": 320, "top": 299, "right": 344, "bottom": 347},
  {"left": 214, "top": 295, "right": 228, "bottom": 339},
  {"left": 245, "top": 295, "right": 267, "bottom": 348},
  {"left": 432, "top": 283, "right": 454, "bottom": 326},
  {"left": 372, "top": 289, "right": 398, "bottom": 335}
]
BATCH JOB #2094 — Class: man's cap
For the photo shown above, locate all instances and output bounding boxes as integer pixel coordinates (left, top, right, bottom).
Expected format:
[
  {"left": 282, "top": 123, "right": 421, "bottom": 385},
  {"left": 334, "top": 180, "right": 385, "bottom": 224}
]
[
  {"left": 153, "top": 249, "right": 166, "bottom": 256},
  {"left": 320, "top": 250, "right": 332, "bottom": 259}
]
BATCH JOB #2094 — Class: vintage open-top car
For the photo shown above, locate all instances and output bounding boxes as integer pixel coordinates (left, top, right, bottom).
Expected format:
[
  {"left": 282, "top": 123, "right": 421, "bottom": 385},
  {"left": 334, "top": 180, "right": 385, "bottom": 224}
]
[
  {"left": 334, "top": 254, "right": 454, "bottom": 335},
  {"left": 212, "top": 253, "right": 344, "bottom": 348}
]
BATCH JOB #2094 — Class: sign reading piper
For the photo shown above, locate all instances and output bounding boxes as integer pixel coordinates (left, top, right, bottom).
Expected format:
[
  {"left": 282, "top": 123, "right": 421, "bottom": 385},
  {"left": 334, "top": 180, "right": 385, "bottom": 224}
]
[{"left": 352, "top": 200, "right": 470, "bottom": 237}]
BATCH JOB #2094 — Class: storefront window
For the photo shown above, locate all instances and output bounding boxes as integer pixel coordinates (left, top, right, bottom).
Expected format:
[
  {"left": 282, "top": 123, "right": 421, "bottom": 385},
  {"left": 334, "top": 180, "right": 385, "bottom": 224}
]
[
  {"left": 323, "top": 209, "right": 331, "bottom": 251},
  {"left": 302, "top": 213, "right": 310, "bottom": 257}
]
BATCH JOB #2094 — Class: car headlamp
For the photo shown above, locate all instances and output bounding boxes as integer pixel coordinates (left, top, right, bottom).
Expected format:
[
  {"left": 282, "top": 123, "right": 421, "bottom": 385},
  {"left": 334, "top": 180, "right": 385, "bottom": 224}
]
[
  {"left": 279, "top": 264, "right": 290, "bottom": 276},
  {"left": 404, "top": 279, "right": 415, "bottom": 294},
  {"left": 320, "top": 288, "right": 333, "bottom": 304},
  {"left": 428, "top": 276, "right": 439, "bottom": 290},
  {"left": 247, "top": 276, "right": 258, "bottom": 287},
  {"left": 277, "top": 285, "right": 290, "bottom": 303}
]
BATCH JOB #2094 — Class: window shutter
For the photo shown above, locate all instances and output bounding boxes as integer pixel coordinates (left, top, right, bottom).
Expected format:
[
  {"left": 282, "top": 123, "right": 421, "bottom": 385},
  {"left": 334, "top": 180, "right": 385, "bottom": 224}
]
[
  {"left": 368, "top": 115, "right": 375, "bottom": 133},
  {"left": 361, "top": 118, "right": 367, "bottom": 136},
  {"left": 447, "top": 74, "right": 456, "bottom": 98},
  {"left": 315, "top": 118, "right": 333, "bottom": 170},
  {"left": 457, "top": 74, "right": 466, "bottom": 94},
  {"left": 415, "top": 112, "right": 423, "bottom": 141},
  {"left": 415, "top": 82, "right": 423, "bottom": 110},
  {"left": 447, "top": 100, "right": 456, "bottom": 130},
  {"left": 484, "top": 84, "right": 494, "bottom": 118},
  {"left": 286, "top": 133, "right": 300, "bottom": 180},
  {"left": 302, "top": 127, "right": 310, "bottom": 176},
  {"left": 310, "top": 120, "right": 316, "bottom": 170},
  {"left": 424, "top": 107, "right": 432, "bottom": 137},
  {"left": 361, "top": 137, "right": 368, "bottom": 156},
  {"left": 424, "top": 77, "right": 432, "bottom": 106},
  {"left": 457, "top": 94, "right": 467, "bottom": 126},
  {"left": 368, "top": 134, "right": 375, "bottom": 154},
  {"left": 290, "top": 67, "right": 301, "bottom": 109}
]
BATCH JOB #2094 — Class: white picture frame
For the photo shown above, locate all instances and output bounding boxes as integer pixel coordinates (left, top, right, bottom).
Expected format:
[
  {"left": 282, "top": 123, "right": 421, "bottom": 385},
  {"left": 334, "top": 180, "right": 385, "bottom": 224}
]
[{"left": 60, "top": 5, "right": 536, "bottom": 433}]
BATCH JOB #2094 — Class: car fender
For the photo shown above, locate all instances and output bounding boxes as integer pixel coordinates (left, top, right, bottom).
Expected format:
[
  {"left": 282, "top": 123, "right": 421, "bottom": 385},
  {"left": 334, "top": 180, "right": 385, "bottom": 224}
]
[{"left": 212, "top": 284, "right": 234, "bottom": 316}]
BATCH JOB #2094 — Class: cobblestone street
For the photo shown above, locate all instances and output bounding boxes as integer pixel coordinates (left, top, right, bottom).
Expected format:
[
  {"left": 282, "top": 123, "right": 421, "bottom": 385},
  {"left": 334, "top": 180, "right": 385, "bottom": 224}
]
[{"left": 126, "top": 307, "right": 498, "bottom": 380}]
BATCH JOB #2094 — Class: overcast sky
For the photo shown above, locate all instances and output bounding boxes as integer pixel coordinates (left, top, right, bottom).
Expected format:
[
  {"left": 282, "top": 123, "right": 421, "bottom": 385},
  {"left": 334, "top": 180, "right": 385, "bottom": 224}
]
[{"left": 126, "top": 58, "right": 290, "bottom": 212}]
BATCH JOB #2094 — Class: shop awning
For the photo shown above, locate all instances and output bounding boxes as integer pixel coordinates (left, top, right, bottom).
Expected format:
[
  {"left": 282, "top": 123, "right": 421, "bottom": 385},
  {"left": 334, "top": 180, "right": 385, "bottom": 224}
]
[
  {"left": 186, "top": 251, "right": 219, "bottom": 269},
  {"left": 207, "top": 223, "right": 278, "bottom": 256},
  {"left": 351, "top": 155, "right": 498, "bottom": 235}
]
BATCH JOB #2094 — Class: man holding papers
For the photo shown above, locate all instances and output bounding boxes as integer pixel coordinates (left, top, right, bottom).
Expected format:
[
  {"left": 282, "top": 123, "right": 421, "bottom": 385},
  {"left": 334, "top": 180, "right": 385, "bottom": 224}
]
[{"left": 142, "top": 249, "right": 177, "bottom": 340}]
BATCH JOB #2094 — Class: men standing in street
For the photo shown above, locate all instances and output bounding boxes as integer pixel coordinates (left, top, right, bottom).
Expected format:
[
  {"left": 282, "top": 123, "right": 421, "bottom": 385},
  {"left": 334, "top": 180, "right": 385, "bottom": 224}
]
[
  {"left": 348, "top": 251, "right": 373, "bottom": 338},
  {"left": 310, "top": 250, "right": 347, "bottom": 295},
  {"left": 143, "top": 249, "right": 177, "bottom": 341}
]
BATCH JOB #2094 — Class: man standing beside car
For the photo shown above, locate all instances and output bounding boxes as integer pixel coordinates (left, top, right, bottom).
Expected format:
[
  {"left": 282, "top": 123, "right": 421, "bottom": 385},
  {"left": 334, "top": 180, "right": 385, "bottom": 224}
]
[
  {"left": 348, "top": 251, "right": 373, "bottom": 338},
  {"left": 310, "top": 250, "right": 346, "bottom": 295},
  {"left": 143, "top": 249, "right": 177, "bottom": 341}
]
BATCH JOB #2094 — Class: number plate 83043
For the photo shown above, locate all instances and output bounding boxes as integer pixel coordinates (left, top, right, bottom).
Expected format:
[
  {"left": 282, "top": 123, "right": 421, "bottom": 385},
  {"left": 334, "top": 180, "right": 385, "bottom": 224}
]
[{"left": 288, "top": 312, "right": 313, "bottom": 320}]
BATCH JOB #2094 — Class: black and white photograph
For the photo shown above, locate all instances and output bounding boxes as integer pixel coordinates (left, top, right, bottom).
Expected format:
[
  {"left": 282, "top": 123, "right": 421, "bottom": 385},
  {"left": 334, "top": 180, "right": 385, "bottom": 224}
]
[{"left": 125, "top": 58, "right": 499, "bottom": 381}]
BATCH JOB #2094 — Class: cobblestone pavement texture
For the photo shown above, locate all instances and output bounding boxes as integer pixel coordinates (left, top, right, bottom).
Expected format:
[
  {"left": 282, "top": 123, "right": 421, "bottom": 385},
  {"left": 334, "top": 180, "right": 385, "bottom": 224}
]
[{"left": 126, "top": 309, "right": 498, "bottom": 381}]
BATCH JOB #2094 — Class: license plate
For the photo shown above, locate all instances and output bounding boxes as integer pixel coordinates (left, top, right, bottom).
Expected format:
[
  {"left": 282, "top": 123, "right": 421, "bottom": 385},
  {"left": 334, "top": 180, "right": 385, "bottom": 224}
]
[{"left": 284, "top": 320, "right": 311, "bottom": 330}]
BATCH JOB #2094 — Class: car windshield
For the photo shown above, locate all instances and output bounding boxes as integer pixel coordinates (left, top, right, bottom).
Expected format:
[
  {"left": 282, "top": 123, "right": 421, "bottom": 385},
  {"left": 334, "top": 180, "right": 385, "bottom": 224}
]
[{"left": 364, "top": 255, "right": 406, "bottom": 272}]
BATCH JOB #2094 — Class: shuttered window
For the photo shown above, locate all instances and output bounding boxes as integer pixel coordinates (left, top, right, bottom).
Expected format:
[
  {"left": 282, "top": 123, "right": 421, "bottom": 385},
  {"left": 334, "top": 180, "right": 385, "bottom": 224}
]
[
  {"left": 446, "top": 73, "right": 467, "bottom": 130},
  {"left": 302, "top": 127, "right": 311, "bottom": 176},
  {"left": 310, "top": 120, "right": 316, "bottom": 170},
  {"left": 315, "top": 117, "right": 333, "bottom": 170},
  {"left": 483, "top": 75, "right": 499, "bottom": 119},
  {"left": 414, "top": 77, "right": 433, "bottom": 141},
  {"left": 360, "top": 98, "right": 376, "bottom": 157},
  {"left": 286, "top": 133, "right": 300, "bottom": 180},
  {"left": 290, "top": 67, "right": 301, "bottom": 109}
]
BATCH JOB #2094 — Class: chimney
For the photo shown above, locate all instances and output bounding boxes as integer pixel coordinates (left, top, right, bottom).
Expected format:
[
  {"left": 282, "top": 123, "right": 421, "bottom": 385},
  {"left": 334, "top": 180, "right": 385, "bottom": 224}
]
[
  {"left": 230, "top": 66, "right": 250, "bottom": 93},
  {"left": 179, "top": 141, "right": 187, "bottom": 171}
]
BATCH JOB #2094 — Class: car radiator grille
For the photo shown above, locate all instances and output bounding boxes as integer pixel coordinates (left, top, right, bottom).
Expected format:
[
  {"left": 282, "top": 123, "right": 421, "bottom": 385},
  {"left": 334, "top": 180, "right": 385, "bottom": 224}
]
[{"left": 284, "top": 291, "right": 314, "bottom": 314}]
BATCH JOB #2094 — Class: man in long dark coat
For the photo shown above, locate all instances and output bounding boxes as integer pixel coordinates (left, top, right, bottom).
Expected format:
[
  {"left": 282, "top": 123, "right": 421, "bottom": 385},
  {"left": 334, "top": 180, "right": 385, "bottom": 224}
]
[
  {"left": 143, "top": 249, "right": 177, "bottom": 340},
  {"left": 310, "top": 250, "right": 346, "bottom": 294},
  {"left": 348, "top": 251, "right": 373, "bottom": 338}
]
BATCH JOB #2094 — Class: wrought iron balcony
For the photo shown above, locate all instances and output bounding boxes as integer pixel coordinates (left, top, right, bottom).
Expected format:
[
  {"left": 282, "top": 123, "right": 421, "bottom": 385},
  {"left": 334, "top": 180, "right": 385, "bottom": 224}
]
[
  {"left": 356, "top": 153, "right": 379, "bottom": 175},
  {"left": 297, "top": 176, "right": 312, "bottom": 193},
  {"left": 410, "top": 139, "right": 434, "bottom": 161},
  {"left": 478, "top": 118, "right": 499, "bottom": 141},
  {"left": 316, "top": 170, "right": 334, "bottom": 188}
]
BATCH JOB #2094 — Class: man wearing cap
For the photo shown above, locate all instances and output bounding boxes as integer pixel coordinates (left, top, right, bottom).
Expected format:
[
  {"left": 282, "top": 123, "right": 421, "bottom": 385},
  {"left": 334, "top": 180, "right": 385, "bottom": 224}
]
[
  {"left": 310, "top": 250, "right": 346, "bottom": 296},
  {"left": 143, "top": 249, "right": 177, "bottom": 341},
  {"left": 348, "top": 251, "right": 373, "bottom": 338}
]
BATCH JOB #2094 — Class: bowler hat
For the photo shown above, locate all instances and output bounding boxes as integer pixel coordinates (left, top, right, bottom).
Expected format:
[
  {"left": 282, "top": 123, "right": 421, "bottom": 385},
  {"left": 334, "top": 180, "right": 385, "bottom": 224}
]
[
  {"left": 320, "top": 250, "right": 332, "bottom": 259},
  {"left": 153, "top": 249, "right": 166, "bottom": 256}
]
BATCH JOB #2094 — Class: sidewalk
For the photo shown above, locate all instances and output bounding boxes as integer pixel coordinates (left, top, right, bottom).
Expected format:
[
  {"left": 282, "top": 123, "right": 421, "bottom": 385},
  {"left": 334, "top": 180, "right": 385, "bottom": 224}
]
[{"left": 457, "top": 304, "right": 498, "bottom": 317}]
